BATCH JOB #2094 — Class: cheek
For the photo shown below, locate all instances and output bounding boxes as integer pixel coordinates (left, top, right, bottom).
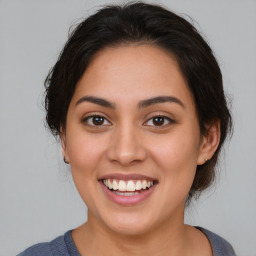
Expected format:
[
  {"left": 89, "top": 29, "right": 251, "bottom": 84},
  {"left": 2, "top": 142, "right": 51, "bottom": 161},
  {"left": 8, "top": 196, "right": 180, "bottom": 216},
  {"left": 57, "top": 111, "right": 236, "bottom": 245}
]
[
  {"left": 147, "top": 129, "right": 200, "bottom": 188},
  {"left": 66, "top": 133, "right": 107, "bottom": 209},
  {"left": 66, "top": 130, "right": 106, "bottom": 173},
  {"left": 151, "top": 132, "right": 200, "bottom": 167}
]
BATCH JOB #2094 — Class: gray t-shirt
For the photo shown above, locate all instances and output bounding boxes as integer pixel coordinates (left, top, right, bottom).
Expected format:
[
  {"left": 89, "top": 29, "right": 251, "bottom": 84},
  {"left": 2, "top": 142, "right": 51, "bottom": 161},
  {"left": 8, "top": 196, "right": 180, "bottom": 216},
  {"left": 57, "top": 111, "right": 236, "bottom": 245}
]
[{"left": 17, "top": 227, "right": 236, "bottom": 256}]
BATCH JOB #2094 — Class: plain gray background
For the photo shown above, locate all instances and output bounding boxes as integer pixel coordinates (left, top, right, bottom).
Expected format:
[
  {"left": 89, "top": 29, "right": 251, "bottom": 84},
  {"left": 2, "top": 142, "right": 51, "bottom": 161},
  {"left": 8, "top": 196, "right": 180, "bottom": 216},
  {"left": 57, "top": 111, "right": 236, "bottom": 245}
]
[{"left": 0, "top": 0, "right": 255, "bottom": 255}]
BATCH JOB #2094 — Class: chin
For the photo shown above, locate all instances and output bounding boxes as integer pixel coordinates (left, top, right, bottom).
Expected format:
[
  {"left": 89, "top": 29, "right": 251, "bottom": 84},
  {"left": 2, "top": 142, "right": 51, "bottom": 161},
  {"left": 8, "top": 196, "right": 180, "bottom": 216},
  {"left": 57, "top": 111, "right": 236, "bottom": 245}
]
[
  {"left": 99, "top": 211, "right": 157, "bottom": 236},
  {"left": 108, "top": 222, "right": 152, "bottom": 236}
]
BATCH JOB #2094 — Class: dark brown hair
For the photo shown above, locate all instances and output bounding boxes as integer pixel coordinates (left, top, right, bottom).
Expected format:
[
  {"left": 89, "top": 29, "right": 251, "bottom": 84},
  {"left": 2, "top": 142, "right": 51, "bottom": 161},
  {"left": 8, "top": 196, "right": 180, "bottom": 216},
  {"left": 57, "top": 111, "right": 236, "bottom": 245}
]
[{"left": 44, "top": 2, "right": 232, "bottom": 202}]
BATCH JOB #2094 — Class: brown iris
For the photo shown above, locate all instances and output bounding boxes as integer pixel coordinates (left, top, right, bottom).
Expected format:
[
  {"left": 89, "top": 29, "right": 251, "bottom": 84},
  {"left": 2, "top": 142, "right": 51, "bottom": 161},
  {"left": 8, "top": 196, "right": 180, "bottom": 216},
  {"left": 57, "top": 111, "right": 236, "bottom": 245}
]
[
  {"left": 92, "top": 116, "right": 104, "bottom": 125},
  {"left": 152, "top": 116, "right": 165, "bottom": 126}
]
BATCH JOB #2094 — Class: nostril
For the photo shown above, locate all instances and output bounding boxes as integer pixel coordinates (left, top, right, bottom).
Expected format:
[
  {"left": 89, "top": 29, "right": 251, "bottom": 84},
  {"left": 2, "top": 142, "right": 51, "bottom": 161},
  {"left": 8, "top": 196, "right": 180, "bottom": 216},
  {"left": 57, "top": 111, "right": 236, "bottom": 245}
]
[{"left": 105, "top": 135, "right": 147, "bottom": 165}]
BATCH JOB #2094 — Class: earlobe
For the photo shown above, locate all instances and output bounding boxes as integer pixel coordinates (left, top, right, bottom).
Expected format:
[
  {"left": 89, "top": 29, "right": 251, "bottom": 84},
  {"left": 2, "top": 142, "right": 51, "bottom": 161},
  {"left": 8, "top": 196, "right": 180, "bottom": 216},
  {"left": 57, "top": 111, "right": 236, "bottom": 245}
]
[
  {"left": 60, "top": 126, "right": 70, "bottom": 164},
  {"left": 197, "top": 121, "right": 220, "bottom": 165}
]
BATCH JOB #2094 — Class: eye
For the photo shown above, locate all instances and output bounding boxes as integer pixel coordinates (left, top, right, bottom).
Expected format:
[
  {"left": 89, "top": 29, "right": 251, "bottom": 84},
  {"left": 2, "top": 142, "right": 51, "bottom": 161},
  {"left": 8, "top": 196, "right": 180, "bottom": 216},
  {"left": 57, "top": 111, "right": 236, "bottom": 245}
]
[
  {"left": 144, "top": 115, "right": 174, "bottom": 127},
  {"left": 82, "top": 115, "right": 111, "bottom": 126}
]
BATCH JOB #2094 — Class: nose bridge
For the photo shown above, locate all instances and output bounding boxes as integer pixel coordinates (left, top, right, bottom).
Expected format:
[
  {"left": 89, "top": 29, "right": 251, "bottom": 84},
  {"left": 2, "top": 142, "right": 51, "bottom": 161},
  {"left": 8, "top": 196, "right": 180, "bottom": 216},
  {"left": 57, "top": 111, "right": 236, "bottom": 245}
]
[{"left": 107, "top": 120, "right": 146, "bottom": 165}]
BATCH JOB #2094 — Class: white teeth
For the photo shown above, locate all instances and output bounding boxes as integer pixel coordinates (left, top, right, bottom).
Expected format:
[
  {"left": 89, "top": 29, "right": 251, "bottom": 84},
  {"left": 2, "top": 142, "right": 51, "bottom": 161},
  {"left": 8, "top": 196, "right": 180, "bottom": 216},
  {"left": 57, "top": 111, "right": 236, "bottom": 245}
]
[
  {"left": 142, "top": 180, "right": 147, "bottom": 189},
  {"left": 119, "top": 180, "right": 126, "bottom": 191},
  {"left": 112, "top": 179, "right": 119, "bottom": 190},
  {"left": 135, "top": 180, "right": 142, "bottom": 190},
  {"left": 103, "top": 179, "right": 155, "bottom": 192},
  {"left": 113, "top": 191, "right": 140, "bottom": 196},
  {"left": 127, "top": 180, "right": 136, "bottom": 191},
  {"left": 108, "top": 179, "right": 113, "bottom": 189}
]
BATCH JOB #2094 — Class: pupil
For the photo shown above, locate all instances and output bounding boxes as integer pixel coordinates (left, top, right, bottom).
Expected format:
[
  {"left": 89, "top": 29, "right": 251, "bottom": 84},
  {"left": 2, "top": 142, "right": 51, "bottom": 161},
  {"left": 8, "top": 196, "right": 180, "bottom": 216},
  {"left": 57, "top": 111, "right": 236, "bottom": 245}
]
[
  {"left": 93, "top": 116, "right": 104, "bottom": 125},
  {"left": 153, "top": 117, "right": 164, "bottom": 126}
]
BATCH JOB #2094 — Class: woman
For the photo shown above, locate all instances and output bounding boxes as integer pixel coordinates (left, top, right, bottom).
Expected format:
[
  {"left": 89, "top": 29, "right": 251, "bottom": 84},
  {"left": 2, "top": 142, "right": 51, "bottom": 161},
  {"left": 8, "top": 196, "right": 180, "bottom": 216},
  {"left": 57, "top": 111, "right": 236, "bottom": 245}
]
[{"left": 18, "top": 2, "right": 235, "bottom": 256}]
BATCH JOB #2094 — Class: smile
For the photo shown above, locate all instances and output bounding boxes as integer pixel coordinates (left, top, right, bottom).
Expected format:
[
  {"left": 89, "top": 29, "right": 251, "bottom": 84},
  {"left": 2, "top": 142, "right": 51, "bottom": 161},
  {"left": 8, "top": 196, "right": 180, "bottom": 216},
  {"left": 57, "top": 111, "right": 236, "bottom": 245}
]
[
  {"left": 99, "top": 174, "right": 158, "bottom": 205},
  {"left": 103, "top": 179, "right": 155, "bottom": 196}
]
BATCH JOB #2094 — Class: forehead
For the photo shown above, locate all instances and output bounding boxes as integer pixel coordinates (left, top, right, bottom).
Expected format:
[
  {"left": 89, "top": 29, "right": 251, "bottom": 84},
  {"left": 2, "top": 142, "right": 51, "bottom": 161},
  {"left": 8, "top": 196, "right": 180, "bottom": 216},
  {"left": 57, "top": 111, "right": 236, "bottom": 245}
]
[{"left": 72, "top": 44, "right": 195, "bottom": 108}]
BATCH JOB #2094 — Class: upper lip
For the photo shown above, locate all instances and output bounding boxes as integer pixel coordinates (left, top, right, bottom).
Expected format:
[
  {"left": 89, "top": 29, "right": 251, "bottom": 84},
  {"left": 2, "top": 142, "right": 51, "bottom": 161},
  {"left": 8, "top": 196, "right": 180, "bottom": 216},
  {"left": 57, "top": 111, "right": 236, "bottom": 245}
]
[{"left": 99, "top": 173, "right": 157, "bottom": 181}]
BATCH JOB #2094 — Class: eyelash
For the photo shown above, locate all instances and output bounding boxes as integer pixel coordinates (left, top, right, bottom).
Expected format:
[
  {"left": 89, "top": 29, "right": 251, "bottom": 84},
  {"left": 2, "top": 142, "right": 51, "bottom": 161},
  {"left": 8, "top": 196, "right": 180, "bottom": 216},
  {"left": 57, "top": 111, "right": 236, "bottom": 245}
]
[{"left": 81, "top": 114, "right": 175, "bottom": 128}]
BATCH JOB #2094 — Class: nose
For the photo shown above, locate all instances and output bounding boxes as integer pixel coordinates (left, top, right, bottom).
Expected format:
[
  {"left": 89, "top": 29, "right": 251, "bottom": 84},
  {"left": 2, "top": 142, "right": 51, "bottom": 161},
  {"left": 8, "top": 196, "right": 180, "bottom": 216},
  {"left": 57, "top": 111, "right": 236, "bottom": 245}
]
[{"left": 106, "top": 124, "right": 147, "bottom": 166}]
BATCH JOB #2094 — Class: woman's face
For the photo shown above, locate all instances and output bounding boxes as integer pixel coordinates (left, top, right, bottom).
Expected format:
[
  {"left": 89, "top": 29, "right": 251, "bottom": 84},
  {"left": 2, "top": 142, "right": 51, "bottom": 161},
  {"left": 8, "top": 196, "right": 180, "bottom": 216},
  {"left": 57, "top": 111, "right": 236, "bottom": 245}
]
[{"left": 62, "top": 45, "right": 209, "bottom": 235}]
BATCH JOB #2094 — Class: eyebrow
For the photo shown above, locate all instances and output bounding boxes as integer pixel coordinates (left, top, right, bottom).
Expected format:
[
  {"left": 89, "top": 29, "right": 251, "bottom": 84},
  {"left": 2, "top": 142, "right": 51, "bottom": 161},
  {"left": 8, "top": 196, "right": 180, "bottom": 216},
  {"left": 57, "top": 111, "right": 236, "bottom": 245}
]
[
  {"left": 75, "top": 95, "right": 184, "bottom": 109},
  {"left": 75, "top": 96, "right": 115, "bottom": 109},
  {"left": 138, "top": 96, "right": 184, "bottom": 108}
]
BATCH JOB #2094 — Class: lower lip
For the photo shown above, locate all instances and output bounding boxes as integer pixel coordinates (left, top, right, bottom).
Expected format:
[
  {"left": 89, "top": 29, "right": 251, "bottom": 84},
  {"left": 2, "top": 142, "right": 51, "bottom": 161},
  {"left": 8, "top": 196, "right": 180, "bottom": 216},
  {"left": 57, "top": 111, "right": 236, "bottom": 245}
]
[{"left": 99, "top": 181, "right": 157, "bottom": 206}]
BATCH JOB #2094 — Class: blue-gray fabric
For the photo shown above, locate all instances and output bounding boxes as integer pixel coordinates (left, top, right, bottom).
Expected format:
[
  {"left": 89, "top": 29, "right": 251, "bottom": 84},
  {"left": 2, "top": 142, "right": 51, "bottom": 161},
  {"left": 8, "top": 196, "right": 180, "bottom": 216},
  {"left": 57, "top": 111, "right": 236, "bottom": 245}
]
[
  {"left": 196, "top": 227, "right": 236, "bottom": 256},
  {"left": 17, "top": 227, "right": 236, "bottom": 256}
]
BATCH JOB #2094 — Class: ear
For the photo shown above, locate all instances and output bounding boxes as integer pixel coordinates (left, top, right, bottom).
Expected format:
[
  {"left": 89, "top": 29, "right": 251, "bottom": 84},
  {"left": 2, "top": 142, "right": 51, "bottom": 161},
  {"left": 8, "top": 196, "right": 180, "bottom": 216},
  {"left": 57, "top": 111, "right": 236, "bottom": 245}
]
[
  {"left": 60, "top": 126, "right": 70, "bottom": 163},
  {"left": 197, "top": 121, "right": 221, "bottom": 165}
]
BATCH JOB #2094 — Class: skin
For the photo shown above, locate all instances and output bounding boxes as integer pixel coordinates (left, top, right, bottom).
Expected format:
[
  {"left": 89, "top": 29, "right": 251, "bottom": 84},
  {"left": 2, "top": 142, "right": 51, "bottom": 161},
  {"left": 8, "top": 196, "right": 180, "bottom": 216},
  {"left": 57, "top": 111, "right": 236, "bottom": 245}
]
[{"left": 61, "top": 45, "right": 220, "bottom": 256}]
